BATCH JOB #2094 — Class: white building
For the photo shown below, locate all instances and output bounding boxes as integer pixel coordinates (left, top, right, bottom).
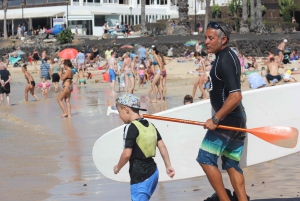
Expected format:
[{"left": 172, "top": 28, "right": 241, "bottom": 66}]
[{"left": 0, "top": 0, "right": 229, "bottom": 36}]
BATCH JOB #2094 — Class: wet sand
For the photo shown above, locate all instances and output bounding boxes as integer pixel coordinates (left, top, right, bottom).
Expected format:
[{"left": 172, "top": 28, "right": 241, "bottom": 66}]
[{"left": 0, "top": 60, "right": 299, "bottom": 201}]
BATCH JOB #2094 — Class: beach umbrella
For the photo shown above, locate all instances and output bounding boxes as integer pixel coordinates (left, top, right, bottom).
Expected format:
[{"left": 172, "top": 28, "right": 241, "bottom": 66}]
[
  {"left": 120, "top": 45, "right": 134, "bottom": 49},
  {"left": 58, "top": 48, "right": 78, "bottom": 59},
  {"left": 184, "top": 40, "right": 198, "bottom": 47}
]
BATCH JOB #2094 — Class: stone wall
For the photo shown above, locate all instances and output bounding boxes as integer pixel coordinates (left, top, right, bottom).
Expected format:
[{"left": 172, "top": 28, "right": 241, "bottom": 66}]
[{"left": 1, "top": 35, "right": 300, "bottom": 60}]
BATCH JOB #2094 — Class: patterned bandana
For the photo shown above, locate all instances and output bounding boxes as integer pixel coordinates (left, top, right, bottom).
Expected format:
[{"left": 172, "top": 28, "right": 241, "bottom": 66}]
[{"left": 117, "top": 94, "right": 147, "bottom": 111}]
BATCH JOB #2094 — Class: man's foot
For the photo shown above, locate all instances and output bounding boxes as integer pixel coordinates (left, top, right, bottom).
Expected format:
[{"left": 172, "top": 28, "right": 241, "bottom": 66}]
[
  {"left": 204, "top": 189, "right": 233, "bottom": 201},
  {"left": 146, "top": 96, "right": 150, "bottom": 102},
  {"left": 151, "top": 99, "right": 158, "bottom": 103},
  {"left": 232, "top": 191, "right": 250, "bottom": 201}
]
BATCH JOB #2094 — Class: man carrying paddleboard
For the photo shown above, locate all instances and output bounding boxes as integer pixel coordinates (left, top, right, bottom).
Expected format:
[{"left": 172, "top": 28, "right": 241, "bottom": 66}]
[
  {"left": 113, "top": 94, "right": 175, "bottom": 200},
  {"left": 196, "top": 21, "right": 250, "bottom": 201}
]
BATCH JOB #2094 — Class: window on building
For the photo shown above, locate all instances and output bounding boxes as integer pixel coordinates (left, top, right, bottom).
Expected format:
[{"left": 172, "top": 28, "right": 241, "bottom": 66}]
[
  {"left": 48, "top": 0, "right": 68, "bottom": 3},
  {"left": 84, "top": 0, "right": 94, "bottom": 2},
  {"left": 94, "top": 15, "right": 105, "bottom": 27},
  {"left": 119, "top": 0, "right": 128, "bottom": 4},
  {"left": 95, "top": 0, "right": 101, "bottom": 2},
  {"left": 26, "top": 0, "right": 47, "bottom": 5}
]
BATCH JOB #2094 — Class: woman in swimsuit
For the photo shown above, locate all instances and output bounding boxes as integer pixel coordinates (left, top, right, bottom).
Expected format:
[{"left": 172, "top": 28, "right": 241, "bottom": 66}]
[
  {"left": 122, "top": 53, "right": 135, "bottom": 93},
  {"left": 192, "top": 52, "right": 208, "bottom": 100},
  {"left": 57, "top": 60, "right": 73, "bottom": 118},
  {"left": 131, "top": 56, "right": 139, "bottom": 88},
  {"left": 22, "top": 64, "right": 40, "bottom": 102},
  {"left": 146, "top": 47, "right": 163, "bottom": 102},
  {"left": 32, "top": 49, "right": 40, "bottom": 70},
  {"left": 160, "top": 54, "right": 168, "bottom": 101}
]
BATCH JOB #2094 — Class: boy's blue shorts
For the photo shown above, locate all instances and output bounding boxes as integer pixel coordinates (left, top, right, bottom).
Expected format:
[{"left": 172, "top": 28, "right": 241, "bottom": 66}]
[{"left": 130, "top": 168, "right": 159, "bottom": 201}]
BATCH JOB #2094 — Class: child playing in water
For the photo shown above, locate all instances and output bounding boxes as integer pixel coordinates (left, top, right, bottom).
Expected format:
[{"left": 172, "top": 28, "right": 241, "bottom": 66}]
[
  {"left": 38, "top": 77, "right": 51, "bottom": 99},
  {"left": 138, "top": 64, "right": 145, "bottom": 89},
  {"left": 114, "top": 94, "right": 175, "bottom": 200},
  {"left": 76, "top": 69, "right": 86, "bottom": 85}
]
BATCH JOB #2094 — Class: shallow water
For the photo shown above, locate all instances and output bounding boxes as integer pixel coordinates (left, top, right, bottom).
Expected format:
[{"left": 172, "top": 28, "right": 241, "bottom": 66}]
[{"left": 0, "top": 80, "right": 299, "bottom": 201}]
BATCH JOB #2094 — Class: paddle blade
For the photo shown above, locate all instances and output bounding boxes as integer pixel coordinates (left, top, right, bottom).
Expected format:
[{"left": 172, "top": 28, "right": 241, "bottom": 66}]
[{"left": 247, "top": 126, "right": 299, "bottom": 148}]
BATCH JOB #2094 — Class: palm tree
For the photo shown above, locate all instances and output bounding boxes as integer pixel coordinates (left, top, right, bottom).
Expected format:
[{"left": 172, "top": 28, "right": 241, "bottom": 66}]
[
  {"left": 250, "top": 0, "right": 255, "bottom": 31},
  {"left": 141, "top": 0, "right": 147, "bottom": 36},
  {"left": 239, "top": 0, "right": 249, "bottom": 33},
  {"left": 177, "top": 0, "right": 189, "bottom": 25},
  {"left": 3, "top": 0, "right": 8, "bottom": 39},
  {"left": 256, "top": 0, "right": 263, "bottom": 32},
  {"left": 204, "top": 0, "right": 211, "bottom": 32},
  {"left": 177, "top": 0, "right": 190, "bottom": 34}
]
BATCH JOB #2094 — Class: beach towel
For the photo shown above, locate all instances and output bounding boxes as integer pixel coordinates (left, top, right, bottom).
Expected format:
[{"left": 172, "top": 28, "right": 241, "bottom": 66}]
[{"left": 247, "top": 73, "right": 266, "bottom": 89}]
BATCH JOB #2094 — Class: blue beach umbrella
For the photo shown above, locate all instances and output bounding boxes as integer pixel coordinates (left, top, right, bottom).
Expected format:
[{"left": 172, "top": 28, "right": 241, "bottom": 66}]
[{"left": 184, "top": 40, "right": 198, "bottom": 47}]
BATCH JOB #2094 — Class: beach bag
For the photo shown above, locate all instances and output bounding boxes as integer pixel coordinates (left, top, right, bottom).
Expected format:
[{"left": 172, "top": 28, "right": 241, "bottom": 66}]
[{"left": 247, "top": 73, "right": 266, "bottom": 89}]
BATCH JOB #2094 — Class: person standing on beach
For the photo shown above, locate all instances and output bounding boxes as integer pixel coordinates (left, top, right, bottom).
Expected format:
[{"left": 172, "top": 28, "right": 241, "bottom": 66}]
[
  {"left": 33, "top": 49, "right": 40, "bottom": 70},
  {"left": 107, "top": 51, "right": 117, "bottom": 94},
  {"left": 22, "top": 64, "right": 40, "bottom": 102},
  {"left": 50, "top": 58, "right": 61, "bottom": 92},
  {"left": 0, "top": 64, "right": 12, "bottom": 106},
  {"left": 196, "top": 22, "right": 249, "bottom": 201},
  {"left": 122, "top": 53, "right": 134, "bottom": 93},
  {"left": 57, "top": 60, "right": 73, "bottom": 118},
  {"left": 114, "top": 93, "right": 175, "bottom": 201},
  {"left": 195, "top": 40, "right": 202, "bottom": 53},
  {"left": 39, "top": 58, "right": 51, "bottom": 81},
  {"left": 277, "top": 39, "right": 287, "bottom": 64}
]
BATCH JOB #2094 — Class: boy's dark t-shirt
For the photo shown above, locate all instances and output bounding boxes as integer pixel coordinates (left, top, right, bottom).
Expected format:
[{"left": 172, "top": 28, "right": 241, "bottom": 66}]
[{"left": 124, "top": 118, "right": 162, "bottom": 185}]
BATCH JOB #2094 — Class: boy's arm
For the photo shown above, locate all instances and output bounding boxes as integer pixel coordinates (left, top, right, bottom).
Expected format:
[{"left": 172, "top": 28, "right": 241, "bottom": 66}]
[
  {"left": 157, "top": 140, "right": 175, "bottom": 178},
  {"left": 114, "top": 148, "right": 132, "bottom": 174}
]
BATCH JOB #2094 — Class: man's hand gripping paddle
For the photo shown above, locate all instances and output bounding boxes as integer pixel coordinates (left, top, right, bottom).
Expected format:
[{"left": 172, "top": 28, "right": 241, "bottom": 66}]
[{"left": 143, "top": 114, "right": 298, "bottom": 149}]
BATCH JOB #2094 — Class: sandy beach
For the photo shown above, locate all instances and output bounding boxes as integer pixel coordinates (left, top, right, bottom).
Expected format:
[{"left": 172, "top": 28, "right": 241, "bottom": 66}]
[{"left": 0, "top": 58, "right": 300, "bottom": 201}]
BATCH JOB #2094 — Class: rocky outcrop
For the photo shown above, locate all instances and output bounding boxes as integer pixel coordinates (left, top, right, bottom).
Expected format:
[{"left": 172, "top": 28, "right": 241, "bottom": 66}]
[{"left": 1, "top": 34, "right": 300, "bottom": 60}]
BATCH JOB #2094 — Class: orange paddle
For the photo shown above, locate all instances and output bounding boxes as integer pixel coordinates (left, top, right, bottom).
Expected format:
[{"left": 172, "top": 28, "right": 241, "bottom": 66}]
[{"left": 143, "top": 114, "right": 299, "bottom": 149}]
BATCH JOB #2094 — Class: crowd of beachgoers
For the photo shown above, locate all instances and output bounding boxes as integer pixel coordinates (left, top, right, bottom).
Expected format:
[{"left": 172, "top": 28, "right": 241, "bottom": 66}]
[{"left": 1, "top": 38, "right": 299, "bottom": 114}]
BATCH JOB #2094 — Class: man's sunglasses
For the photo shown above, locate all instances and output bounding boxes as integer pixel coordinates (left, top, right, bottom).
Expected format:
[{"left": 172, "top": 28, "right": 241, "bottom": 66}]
[{"left": 207, "top": 22, "right": 228, "bottom": 39}]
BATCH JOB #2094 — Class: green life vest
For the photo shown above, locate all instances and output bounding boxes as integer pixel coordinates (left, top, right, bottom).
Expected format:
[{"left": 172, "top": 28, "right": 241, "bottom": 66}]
[{"left": 132, "top": 120, "right": 157, "bottom": 158}]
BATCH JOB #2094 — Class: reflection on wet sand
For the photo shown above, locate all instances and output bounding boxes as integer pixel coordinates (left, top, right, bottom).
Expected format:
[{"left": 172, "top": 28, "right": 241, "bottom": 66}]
[{"left": 61, "top": 118, "right": 82, "bottom": 182}]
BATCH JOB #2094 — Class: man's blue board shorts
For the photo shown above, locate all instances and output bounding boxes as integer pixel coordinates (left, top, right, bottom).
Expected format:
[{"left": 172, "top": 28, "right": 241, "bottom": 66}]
[{"left": 196, "top": 113, "right": 247, "bottom": 174}]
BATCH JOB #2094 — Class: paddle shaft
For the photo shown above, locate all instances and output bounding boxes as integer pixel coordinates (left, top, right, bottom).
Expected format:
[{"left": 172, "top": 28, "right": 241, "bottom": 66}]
[{"left": 143, "top": 114, "right": 247, "bottom": 132}]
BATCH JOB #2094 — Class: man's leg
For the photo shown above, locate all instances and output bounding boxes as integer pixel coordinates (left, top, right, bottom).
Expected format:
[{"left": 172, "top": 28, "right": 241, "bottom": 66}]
[
  {"left": 200, "top": 164, "right": 231, "bottom": 201},
  {"left": 226, "top": 168, "right": 248, "bottom": 201},
  {"left": 6, "top": 94, "right": 10, "bottom": 106}
]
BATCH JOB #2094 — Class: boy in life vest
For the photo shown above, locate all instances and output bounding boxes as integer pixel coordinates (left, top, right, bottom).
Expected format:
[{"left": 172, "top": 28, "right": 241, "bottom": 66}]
[{"left": 114, "top": 94, "right": 175, "bottom": 200}]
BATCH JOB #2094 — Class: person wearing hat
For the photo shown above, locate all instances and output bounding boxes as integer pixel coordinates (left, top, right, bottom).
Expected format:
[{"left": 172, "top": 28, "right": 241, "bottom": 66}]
[
  {"left": 277, "top": 39, "right": 288, "bottom": 64},
  {"left": 113, "top": 93, "right": 175, "bottom": 200},
  {"left": 51, "top": 58, "right": 61, "bottom": 92},
  {"left": 197, "top": 21, "right": 250, "bottom": 201}
]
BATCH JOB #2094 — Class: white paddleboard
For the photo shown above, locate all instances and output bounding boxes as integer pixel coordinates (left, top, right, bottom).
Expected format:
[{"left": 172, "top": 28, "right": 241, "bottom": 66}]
[{"left": 93, "top": 83, "right": 300, "bottom": 182}]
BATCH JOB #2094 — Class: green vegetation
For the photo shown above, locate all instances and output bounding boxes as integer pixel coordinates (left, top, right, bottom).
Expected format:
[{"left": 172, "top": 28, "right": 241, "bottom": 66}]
[
  {"left": 228, "top": 0, "right": 242, "bottom": 31},
  {"left": 261, "top": 5, "right": 267, "bottom": 16},
  {"left": 212, "top": 4, "right": 221, "bottom": 19},
  {"left": 278, "top": 0, "right": 295, "bottom": 22},
  {"left": 56, "top": 28, "right": 74, "bottom": 44}
]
